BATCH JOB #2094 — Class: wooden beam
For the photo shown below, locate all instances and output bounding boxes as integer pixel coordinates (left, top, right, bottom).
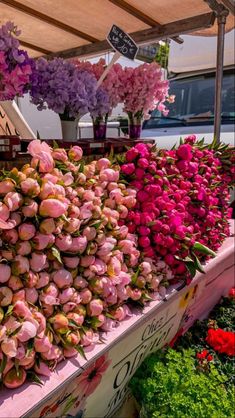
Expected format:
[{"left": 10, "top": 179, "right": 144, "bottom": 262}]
[
  {"left": 109, "top": 0, "right": 183, "bottom": 44},
  {"left": 20, "top": 40, "right": 52, "bottom": 55},
  {"left": 220, "top": 0, "right": 235, "bottom": 15},
  {"left": 45, "top": 12, "right": 215, "bottom": 60},
  {"left": 1, "top": 0, "right": 98, "bottom": 43}
]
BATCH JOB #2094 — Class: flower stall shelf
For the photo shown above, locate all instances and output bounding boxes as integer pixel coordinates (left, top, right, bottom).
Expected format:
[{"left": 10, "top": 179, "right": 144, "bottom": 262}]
[
  {"left": 0, "top": 223, "right": 234, "bottom": 418},
  {"left": 0, "top": 137, "right": 234, "bottom": 417}
]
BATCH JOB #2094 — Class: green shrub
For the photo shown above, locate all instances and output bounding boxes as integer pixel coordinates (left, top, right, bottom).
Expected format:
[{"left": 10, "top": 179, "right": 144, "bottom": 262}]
[{"left": 130, "top": 348, "right": 234, "bottom": 418}]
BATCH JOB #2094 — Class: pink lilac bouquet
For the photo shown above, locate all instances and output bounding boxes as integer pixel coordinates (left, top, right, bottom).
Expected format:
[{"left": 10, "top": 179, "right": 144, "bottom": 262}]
[
  {"left": 0, "top": 22, "right": 33, "bottom": 101},
  {"left": 30, "top": 58, "right": 97, "bottom": 120},
  {"left": 0, "top": 140, "right": 173, "bottom": 389},
  {"left": 120, "top": 62, "right": 173, "bottom": 121},
  {"left": 120, "top": 137, "right": 234, "bottom": 279},
  {"left": 73, "top": 58, "right": 124, "bottom": 113}
]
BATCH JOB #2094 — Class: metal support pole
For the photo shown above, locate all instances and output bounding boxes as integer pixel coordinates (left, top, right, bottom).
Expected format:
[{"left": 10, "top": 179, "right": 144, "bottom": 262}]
[{"left": 214, "top": 9, "right": 228, "bottom": 143}]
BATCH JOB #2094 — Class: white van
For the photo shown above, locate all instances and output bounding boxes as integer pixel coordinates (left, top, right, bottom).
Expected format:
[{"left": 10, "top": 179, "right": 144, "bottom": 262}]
[{"left": 141, "top": 31, "right": 235, "bottom": 148}]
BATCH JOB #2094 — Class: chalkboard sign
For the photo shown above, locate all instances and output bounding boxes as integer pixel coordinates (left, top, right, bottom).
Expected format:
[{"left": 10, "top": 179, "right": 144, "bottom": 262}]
[{"left": 107, "top": 24, "right": 138, "bottom": 60}]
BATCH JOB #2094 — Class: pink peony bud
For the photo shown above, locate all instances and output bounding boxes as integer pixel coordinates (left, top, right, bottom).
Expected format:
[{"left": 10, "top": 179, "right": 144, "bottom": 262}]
[
  {"left": 96, "top": 158, "right": 111, "bottom": 171},
  {"left": 100, "top": 168, "right": 119, "bottom": 182},
  {"left": 59, "top": 288, "right": 75, "bottom": 304},
  {"left": 63, "top": 256, "right": 79, "bottom": 269},
  {"left": 13, "top": 300, "right": 32, "bottom": 318},
  {"left": 73, "top": 276, "right": 88, "bottom": 289},
  {"left": 22, "top": 199, "right": 38, "bottom": 217},
  {"left": 36, "top": 272, "right": 50, "bottom": 289},
  {"left": 4, "top": 192, "right": 23, "bottom": 211},
  {"left": 68, "top": 145, "right": 83, "bottom": 161},
  {"left": 33, "top": 233, "right": 53, "bottom": 250},
  {"left": 30, "top": 252, "right": 47, "bottom": 272},
  {"left": 82, "top": 226, "right": 97, "bottom": 241},
  {"left": 41, "top": 345, "right": 62, "bottom": 361},
  {"left": 0, "top": 179, "right": 15, "bottom": 195},
  {"left": 63, "top": 347, "right": 78, "bottom": 358},
  {"left": 8, "top": 276, "right": 23, "bottom": 291},
  {"left": 1, "top": 250, "right": 14, "bottom": 261},
  {"left": 0, "top": 264, "right": 11, "bottom": 283},
  {"left": 4, "top": 229, "right": 18, "bottom": 244},
  {"left": 12, "top": 289, "right": 26, "bottom": 304},
  {"left": 16, "top": 241, "right": 32, "bottom": 256},
  {"left": 12, "top": 255, "right": 30, "bottom": 275},
  {"left": 80, "top": 288, "right": 92, "bottom": 304},
  {"left": 87, "top": 299, "right": 103, "bottom": 316},
  {"left": 34, "top": 336, "right": 52, "bottom": 353},
  {"left": 1, "top": 337, "right": 17, "bottom": 357},
  {"left": 17, "top": 321, "right": 37, "bottom": 342},
  {"left": 20, "top": 178, "right": 40, "bottom": 197},
  {"left": 55, "top": 234, "right": 72, "bottom": 251},
  {"left": 64, "top": 218, "right": 81, "bottom": 233},
  {"left": 52, "top": 148, "right": 68, "bottom": 162},
  {"left": 69, "top": 236, "right": 87, "bottom": 253},
  {"left": 53, "top": 269, "right": 73, "bottom": 289},
  {"left": 3, "top": 367, "right": 26, "bottom": 389},
  {"left": 18, "top": 223, "right": 36, "bottom": 240},
  {"left": 39, "top": 199, "right": 68, "bottom": 218},
  {"left": 39, "top": 218, "right": 56, "bottom": 234},
  {"left": 0, "top": 202, "right": 10, "bottom": 221},
  {"left": 50, "top": 313, "right": 69, "bottom": 331},
  {"left": 28, "top": 140, "right": 54, "bottom": 173},
  {"left": 79, "top": 255, "right": 95, "bottom": 268},
  {"left": 25, "top": 288, "right": 38, "bottom": 304}
]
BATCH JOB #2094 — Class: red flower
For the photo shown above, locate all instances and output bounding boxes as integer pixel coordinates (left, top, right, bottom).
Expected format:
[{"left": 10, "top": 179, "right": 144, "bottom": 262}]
[
  {"left": 206, "top": 328, "right": 235, "bottom": 356},
  {"left": 228, "top": 288, "right": 235, "bottom": 299},
  {"left": 196, "top": 349, "right": 208, "bottom": 359}
]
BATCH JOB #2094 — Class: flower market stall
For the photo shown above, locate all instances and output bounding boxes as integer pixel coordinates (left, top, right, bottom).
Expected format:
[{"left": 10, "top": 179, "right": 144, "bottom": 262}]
[{"left": 0, "top": 1, "right": 235, "bottom": 417}]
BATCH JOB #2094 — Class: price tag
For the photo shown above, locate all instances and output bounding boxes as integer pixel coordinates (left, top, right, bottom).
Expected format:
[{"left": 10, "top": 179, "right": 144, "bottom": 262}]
[{"left": 107, "top": 24, "right": 138, "bottom": 60}]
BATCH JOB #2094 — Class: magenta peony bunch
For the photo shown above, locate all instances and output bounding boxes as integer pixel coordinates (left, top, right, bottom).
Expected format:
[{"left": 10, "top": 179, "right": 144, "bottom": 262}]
[
  {"left": 120, "top": 137, "right": 234, "bottom": 278},
  {"left": 0, "top": 140, "right": 173, "bottom": 389},
  {"left": 0, "top": 22, "right": 33, "bottom": 101}
]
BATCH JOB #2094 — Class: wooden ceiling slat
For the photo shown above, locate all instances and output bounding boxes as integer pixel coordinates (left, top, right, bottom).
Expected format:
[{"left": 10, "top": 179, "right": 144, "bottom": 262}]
[
  {"left": 0, "top": 0, "right": 98, "bottom": 43},
  {"left": 109, "top": 0, "right": 183, "bottom": 44},
  {"left": 45, "top": 12, "right": 215, "bottom": 59},
  {"left": 19, "top": 40, "right": 52, "bottom": 55}
]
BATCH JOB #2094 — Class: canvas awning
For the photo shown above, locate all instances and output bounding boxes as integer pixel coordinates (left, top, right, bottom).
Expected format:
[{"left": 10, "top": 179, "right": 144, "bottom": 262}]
[{"left": 0, "top": 0, "right": 234, "bottom": 59}]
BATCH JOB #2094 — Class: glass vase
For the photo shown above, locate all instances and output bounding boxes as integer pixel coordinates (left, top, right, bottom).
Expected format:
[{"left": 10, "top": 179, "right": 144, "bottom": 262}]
[
  {"left": 92, "top": 116, "right": 107, "bottom": 140},
  {"left": 128, "top": 113, "right": 143, "bottom": 139}
]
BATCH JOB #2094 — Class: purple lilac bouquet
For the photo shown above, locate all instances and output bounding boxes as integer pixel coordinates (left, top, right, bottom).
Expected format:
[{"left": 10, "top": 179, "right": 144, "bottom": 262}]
[
  {"left": 90, "top": 87, "right": 110, "bottom": 119},
  {"left": 30, "top": 58, "right": 97, "bottom": 120},
  {"left": 0, "top": 21, "right": 33, "bottom": 101}
]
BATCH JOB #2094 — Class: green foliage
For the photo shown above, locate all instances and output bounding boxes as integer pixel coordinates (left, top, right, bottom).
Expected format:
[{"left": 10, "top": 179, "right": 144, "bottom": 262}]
[
  {"left": 155, "top": 42, "right": 170, "bottom": 69},
  {"left": 130, "top": 348, "right": 234, "bottom": 418},
  {"left": 130, "top": 297, "right": 235, "bottom": 417}
]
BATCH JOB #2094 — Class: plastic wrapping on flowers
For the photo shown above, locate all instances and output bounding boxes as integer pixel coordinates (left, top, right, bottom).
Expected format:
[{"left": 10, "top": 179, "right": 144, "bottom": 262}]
[{"left": 0, "top": 137, "right": 234, "bottom": 390}]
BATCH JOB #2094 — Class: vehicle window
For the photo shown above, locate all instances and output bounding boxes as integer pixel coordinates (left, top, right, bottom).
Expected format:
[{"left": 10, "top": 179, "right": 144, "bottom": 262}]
[{"left": 143, "top": 72, "right": 235, "bottom": 129}]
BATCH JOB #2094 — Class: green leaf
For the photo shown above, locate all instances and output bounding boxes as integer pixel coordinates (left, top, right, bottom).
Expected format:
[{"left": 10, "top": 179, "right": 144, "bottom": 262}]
[
  {"left": 68, "top": 319, "right": 80, "bottom": 329},
  {"left": 192, "top": 254, "right": 205, "bottom": 274},
  {"left": 193, "top": 242, "right": 216, "bottom": 257},
  {"left": 74, "top": 345, "right": 87, "bottom": 360},
  {"left": 51, "top": 246, "right": 62, "bottom": 264},
  {"left": 185, "top": 261, "right": 197, "bottom": 278},
  {"left": 5, "top": 305, "right": 14, "bottom": 317},
  {"left": 53, "top": 140, "right": 59, "bottom": 149},
  {"left": 0, "top": 353, "right": 7, "bottom": 375},
  {"left": 27, "top": 371, "right": 43, "bottom": 386},
  {"left": 8, "top": 325, "right": 22, "bottom": 337}
]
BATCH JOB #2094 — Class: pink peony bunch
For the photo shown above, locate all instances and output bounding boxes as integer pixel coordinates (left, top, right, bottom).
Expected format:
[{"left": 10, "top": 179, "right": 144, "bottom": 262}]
[
  {"left": 0, "top": 140, "right": 173, "bottom": 389},
  {"left": 121, "top": 137, "right": 234, "bottom": 278}
]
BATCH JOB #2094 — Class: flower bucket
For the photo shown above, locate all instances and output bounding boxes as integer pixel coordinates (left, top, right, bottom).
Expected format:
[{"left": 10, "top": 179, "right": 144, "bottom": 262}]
[{"left": 60, "top": 118, "right": 78, "bottom": 141}]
